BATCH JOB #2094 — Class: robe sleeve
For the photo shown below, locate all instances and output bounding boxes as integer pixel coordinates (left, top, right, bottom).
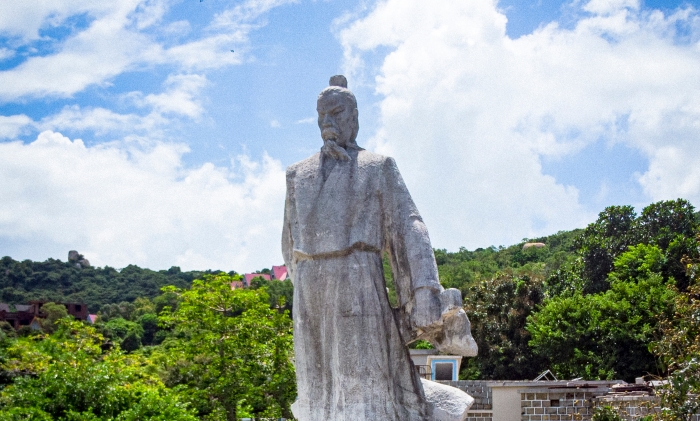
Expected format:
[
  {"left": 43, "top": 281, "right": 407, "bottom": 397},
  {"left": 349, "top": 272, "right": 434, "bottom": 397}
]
[
  {"left": 380, "top": 157, "right": 444, "bottom": 340},
  {"left": 282, "top": 168, "right": 295, "bottom": 282},
  {"left": 381, "top": 157, "right": 478, "bottom": 356}
]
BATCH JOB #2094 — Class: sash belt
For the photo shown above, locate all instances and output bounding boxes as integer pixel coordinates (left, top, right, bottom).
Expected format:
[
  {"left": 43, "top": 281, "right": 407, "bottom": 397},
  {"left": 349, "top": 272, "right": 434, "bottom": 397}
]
[{"left": 293, "top": 242, "right": 381, "bottom": 262}]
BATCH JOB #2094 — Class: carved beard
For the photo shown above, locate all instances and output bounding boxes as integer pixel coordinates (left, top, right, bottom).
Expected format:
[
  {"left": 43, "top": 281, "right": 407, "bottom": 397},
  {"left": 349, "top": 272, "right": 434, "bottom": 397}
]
[{"left": 321, "top": 138, "right": 350, "bottom": 162}]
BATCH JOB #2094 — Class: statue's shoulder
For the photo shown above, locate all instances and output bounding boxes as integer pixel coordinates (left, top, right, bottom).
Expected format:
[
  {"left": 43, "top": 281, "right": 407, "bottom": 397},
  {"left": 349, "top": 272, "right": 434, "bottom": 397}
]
[
  {"left": 356, "top": 150, "right": 400, "bottom": 176},
  {"left": 356, "top": 149, "right": 394, "bottom": 167},
  {"left": 286, "top": 152, "right": 321, "bottom": 179}
]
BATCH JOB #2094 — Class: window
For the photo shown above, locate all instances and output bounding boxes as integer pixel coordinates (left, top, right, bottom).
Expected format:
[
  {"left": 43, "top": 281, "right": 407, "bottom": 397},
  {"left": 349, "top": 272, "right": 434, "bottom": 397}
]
[{"left": 434, "top": 362, "right": 454, "bottom": 381}]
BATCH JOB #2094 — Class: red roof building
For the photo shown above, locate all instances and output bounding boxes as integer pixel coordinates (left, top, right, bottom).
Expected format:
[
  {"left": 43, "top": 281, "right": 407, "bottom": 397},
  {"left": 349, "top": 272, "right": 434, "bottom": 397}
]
[
  {"left": 243, "top": 273, "right": 271, "bottom": 285},
  {"left": 272, "top": 265, "right": 288, "bottom": 281}
]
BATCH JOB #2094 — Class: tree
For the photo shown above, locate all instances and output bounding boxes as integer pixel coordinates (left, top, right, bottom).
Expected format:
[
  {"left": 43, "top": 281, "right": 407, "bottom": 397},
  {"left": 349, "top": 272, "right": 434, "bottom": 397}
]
[
  {"left": 575, "top": 205, "right": 638, "bottom": 294},
  {"left": 461, "top": 271, "right": 547, "bottom": 380},
  {"left": 102, "top": 318, "right": 144, "bottom": 352},
  {"left": 637, "top": 199, "right": 697, "bottom": 250},
  {"left": 249, "top": 277, "right": 294, "bottom": 315},
  {"left": 159, "top": 274, "right": 295, "bottom": 420},
  {"left": 571, "top": 200, "right": 698, "bottom": 295},
  {"left": 528, "top": 245, "right": 677, "bottom": 381},
  {"left": 650, "top": 234, "right": 700, "bottom": 421},
  {"left": 0, "top": 319, "right": 197, "bottom": 420},
  {"left": 137, "top": 313, "right": 160, "bottom": 346},
  {"left": 38, "top": 302, "right": 69, "bottom": 333}
]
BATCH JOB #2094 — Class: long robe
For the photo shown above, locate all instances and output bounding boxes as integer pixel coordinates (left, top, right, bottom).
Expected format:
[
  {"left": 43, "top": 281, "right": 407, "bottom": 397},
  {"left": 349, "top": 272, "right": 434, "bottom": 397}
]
[{"left": 282, "top": 149, "right": 445, "bottom": 421}]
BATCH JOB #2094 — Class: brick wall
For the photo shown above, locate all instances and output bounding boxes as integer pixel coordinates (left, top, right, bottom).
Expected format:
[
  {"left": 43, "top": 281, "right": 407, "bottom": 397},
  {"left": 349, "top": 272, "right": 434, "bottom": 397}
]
[
  {"left": 593, "top": 395, "right": 700, "bottom": 421},
  {"left": 440, "top": 381, "right": 493, "bottom": 421},
  {"left": 520, "top": 388, "right": 611, "bottom": 421},
  {"left": 441, "top": 381, "right": 492, "bottom": 410},
  {"left": 464, "top": 411, "right": 493, "bottom": 421}
]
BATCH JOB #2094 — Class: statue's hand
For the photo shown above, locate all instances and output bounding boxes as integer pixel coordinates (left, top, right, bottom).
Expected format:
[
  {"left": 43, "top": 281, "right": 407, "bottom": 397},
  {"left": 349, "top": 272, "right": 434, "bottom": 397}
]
[
  {"left": 321, "top": 139, "right": 350, "bottom": 161},
  {"left": 433, "top": 308, "right": 478, "bottom": 357},
  {"left": 409, "top": 288, "right": 478, "bottom": 356},
  {"left": 430, "top": 288, "right": 478, "bottom": 356}
]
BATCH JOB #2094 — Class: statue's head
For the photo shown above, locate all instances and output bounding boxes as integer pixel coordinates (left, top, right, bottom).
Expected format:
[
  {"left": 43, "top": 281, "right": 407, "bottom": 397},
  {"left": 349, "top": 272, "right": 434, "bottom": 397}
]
[{"left": 317, "top": 75, "right": 359, "bottom": 154}]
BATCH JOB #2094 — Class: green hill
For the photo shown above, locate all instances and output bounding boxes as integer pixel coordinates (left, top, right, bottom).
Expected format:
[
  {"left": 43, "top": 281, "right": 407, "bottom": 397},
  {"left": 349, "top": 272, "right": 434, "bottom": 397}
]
[{"left": 0, "top": 257, "right": 224, "bottom": 313}]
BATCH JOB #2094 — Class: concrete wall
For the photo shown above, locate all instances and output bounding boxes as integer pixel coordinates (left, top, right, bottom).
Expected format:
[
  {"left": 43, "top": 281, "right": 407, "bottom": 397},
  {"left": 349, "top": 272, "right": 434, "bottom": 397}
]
[{"left": 492, "top": 386, "right": 523, "bottom": 421}]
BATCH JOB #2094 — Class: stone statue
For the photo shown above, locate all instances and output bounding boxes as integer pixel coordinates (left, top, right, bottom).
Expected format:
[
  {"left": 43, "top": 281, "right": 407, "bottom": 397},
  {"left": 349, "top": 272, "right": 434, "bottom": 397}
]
[{"left": 282, "top": 75, "right": 477, "bottom": 421}]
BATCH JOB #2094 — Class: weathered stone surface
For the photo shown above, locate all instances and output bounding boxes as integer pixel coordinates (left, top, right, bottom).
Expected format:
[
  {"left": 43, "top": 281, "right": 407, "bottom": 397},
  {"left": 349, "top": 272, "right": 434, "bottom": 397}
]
[
  {"left": 421, "top": 379, "right": 474, "bottom": 421},
  {"left": 282, "top": 76, "right": 476, "bottom": 421},
  {"left": 68, "top": 250, "right": 91, "bottom": 268}
]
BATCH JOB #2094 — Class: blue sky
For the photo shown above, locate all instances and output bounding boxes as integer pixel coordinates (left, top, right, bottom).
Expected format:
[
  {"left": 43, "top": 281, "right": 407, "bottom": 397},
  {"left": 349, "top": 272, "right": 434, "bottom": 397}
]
[{"left": 2, "top": 0, "right": 700, "bottom": 271}]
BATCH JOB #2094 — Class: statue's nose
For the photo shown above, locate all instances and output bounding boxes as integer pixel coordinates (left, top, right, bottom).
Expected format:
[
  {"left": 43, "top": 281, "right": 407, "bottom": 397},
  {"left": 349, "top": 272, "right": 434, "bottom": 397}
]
[{"left": 321, "top": 113, "right": 334, "bottom": 127}]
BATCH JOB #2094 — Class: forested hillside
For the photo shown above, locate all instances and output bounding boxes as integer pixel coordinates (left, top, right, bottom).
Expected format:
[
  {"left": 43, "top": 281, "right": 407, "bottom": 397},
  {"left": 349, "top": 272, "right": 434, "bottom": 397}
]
[{"left": 0, "top": 258, "right": 225, "bottom": 313}]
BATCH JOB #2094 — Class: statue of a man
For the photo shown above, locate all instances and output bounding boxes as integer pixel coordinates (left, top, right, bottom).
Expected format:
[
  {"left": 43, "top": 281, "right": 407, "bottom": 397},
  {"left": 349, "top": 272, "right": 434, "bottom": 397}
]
[{"left": 282, "top": 75, "right": 477, "bottom": 421}]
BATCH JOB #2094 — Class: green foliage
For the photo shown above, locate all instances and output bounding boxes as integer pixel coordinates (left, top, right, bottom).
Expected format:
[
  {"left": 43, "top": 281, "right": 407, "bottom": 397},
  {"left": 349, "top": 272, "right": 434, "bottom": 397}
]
[
  {"left": 0, "top": 320, "right": 197, "bottom": 420},
  {"left": 576, "top": 205, "right": 639, "bottom": 294},
  {"left": 249, "top": 277, "right": 294, "bottom": 314},
  {"left": 528, "top": 245, "right": 677, "bottom": 381},
  {"left": 138, "top": 313, "right": 160, "bottom": 346},
  {"left": 592, "top": 405, "right": 625, "bottom": 421},
  {"left": 637, "top": 199, "right": 697, "bottom": 250},
  {"left": 38, "top": 302, "right": 69, "bottom": 333},
  {"left": 650, "top": 241, "right": 700, "bottom": 421},
  {"left": 573, "top": 199, "right": 698, "bottom": 294},
  {"left": 0, "top": 258, "right": 212, "bottom": 314},
  {"left": 436, "top": 229, "right": 581, "bottom": 297},
  {"left": 383, "top": 253, "right": 398, "bottom": 308},
  {"left": 654, "top": 359, "right": 700, "bottom": 421},
  {"left": 410, "top": 340, "right": 434, "bottom": 349},
  {"left": 102, "top": 318, "right": 144, "bottom": 352},
  {"left": 159, "top": 274, "right": 295, "bottom": 420},
  {"left": 461, "top": 272, "right": 547, "bottom": 380}
]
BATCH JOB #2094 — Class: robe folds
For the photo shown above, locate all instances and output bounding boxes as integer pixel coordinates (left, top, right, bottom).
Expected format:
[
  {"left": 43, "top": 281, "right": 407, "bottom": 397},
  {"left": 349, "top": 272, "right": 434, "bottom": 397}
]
[{"left": 282, "top": 149, "right": 447, "bottom": 421}]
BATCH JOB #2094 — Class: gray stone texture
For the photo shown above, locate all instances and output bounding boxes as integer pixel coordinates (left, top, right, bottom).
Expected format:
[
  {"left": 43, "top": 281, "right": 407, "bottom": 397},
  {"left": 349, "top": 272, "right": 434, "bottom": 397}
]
[
  {"left": 68, "top": 250, "right": 90, "bottom": 268},
  {"left": 421, "top": 379, "right": 475, "bottom": 421},
  {"left": 282, "top": 76, "right": 477, "bottom": 421}
]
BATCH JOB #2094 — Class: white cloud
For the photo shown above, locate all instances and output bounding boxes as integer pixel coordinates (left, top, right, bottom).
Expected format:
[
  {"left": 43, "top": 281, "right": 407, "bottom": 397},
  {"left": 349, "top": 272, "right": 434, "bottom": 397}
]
[
  {"left": 0, "top": 0, "right": 298, "bottom": 101},
  {"left": 136, "top": 74, "right": 209, "bottom": 118},
  {"left": 270, "top": 119, "right": 281, "bottom": 128},
  {"left": 6, "top": 73, "right": 207, "bottom": 141},
  {"left": 583, "top": 0, "right": 639, "bottom": 15},
  {"left": 296, "top": 117, "right": 316, "bottom": 124},
  {"left": 0, "top": 3, "right": 160, "bottom": 101},
  {"left": 38, "top": 106, "right": 162, "bottom": 136},
  {"left": 0, "top": 131, "right": 286, "bottom": 272},
  {"left": 0, "top": 1, "right": 118, "bottom": 41},
  {"left": 0, "top": 115, "right": 33, "bottom": 139},
  {"left": 338, "top": 0, "right": 700, "bottom": 250}
]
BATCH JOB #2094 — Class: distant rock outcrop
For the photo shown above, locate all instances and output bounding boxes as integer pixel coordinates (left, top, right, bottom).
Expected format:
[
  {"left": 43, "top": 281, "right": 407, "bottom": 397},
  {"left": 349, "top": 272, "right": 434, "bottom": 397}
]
[
  {"left": 522, "top": 242, "right": 546, "bottom": 250},
  {"left": 68, "top": 250, "right": 91, "bottom": 268}
]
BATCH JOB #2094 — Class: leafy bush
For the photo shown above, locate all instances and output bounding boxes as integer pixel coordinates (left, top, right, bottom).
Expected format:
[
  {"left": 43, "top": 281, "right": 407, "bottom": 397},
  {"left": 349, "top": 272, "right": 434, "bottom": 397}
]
[{"left": 592, "top": 405, "right": 624, "bottom": 421}]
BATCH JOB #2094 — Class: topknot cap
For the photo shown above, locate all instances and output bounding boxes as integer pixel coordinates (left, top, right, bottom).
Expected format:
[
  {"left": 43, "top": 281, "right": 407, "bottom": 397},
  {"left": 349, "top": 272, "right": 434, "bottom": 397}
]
[{"left": 329, "top": 75, "right": 348, "bottom": 88}]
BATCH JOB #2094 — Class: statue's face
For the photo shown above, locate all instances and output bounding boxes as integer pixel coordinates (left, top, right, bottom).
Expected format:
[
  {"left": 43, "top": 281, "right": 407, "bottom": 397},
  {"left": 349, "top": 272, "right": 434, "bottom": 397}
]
[{"left": 317, "top": 92, "right": 358, "bottom": 148}]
